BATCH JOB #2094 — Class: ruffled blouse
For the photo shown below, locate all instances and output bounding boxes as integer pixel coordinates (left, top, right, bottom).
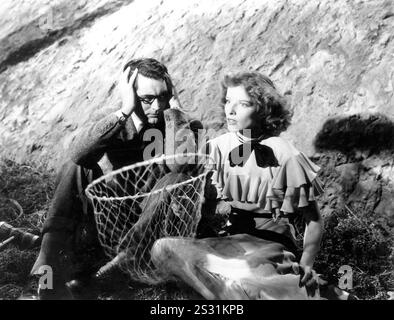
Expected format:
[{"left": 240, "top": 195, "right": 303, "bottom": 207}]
[{"left": 206, "top": 132, "right": 324, "bottom": 215}]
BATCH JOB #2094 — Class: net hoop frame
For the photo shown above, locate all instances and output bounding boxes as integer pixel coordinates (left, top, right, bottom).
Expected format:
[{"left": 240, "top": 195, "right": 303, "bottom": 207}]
[{"left": 85, "top": 152, "right": 215, "bottom": 202}]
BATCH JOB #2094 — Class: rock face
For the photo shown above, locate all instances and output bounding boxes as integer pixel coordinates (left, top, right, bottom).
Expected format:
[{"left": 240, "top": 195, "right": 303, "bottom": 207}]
[
  {"left": 315, "top": 150, "right": 394, "bottom": 236},
  {"left": 0, "top": 0, "right": 393, "bottom": 170}
]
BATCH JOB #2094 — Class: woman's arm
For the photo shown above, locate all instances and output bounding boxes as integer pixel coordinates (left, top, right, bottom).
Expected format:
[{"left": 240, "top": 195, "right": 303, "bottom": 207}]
[
  {"left": 300, "top": 201, "right": 324, "bottom": 268},
  {"left": 298, "top": 201, "right": 324, "bottom": 291}
]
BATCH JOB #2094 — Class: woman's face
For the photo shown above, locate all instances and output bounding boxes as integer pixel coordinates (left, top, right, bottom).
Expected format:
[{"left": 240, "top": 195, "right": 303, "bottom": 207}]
[{"left": 224, "top": 86, "right": 260, "bottom": 132}]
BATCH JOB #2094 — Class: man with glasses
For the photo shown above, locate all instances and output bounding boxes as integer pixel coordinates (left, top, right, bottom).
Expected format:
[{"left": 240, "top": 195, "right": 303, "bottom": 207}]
[{"left": 29, "top": 58, "right": 182, "bottom": 299}]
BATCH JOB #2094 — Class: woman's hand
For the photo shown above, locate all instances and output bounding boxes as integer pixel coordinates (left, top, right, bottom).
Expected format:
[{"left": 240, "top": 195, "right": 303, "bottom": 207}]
[
  {"left": 119, "top": 67, "right": 139, "bottom": 117},
  {"left": 287, "top": 262, "right": 320, "bottom": 297},
  {"left": 299, "top": 264, "right": 320, "bottom": 296},
  {"left": 215, "top": 200, "right": 232, "bottom": 216}
]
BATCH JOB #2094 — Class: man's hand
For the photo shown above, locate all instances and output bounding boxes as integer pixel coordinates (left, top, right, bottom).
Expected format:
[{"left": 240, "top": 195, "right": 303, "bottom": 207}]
[{"left": 119, "top": 67, "right": 139, "bottom": 117}]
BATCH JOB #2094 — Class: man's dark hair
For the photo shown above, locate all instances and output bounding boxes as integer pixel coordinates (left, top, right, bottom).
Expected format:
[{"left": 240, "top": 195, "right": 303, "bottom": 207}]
[{"left": 123, "top": 58, "right": 173, "bottom": 99}]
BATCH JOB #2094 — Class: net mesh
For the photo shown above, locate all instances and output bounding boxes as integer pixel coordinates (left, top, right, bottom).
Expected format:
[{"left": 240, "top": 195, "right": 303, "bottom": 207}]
[{"left": 85, "top": 153, "right": 214, "bottom": 284}]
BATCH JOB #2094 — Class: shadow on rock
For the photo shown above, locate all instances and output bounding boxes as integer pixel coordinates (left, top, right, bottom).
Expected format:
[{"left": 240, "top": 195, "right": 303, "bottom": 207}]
[{"left": 314, "top": 113, "right": 394, "bottom": 155}]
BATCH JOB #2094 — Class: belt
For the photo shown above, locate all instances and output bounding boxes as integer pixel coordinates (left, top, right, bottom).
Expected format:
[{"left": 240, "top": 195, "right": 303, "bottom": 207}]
[{"left": 230, "top": 207, "right": 273, "bottom": 219}]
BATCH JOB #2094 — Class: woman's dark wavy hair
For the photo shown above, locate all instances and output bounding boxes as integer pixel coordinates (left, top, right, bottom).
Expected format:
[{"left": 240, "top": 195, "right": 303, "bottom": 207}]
[
  {"left": 123, "top": 58, "right": 173, "bottom": 100},
  {"left": 220, "top": 72, "right": 292, "bottom": 137}
]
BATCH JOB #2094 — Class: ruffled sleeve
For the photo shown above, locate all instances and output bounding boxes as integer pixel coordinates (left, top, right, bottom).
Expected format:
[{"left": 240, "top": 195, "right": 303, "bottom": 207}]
[{"left": 265, "top": 152, "right": 324, "bottom": 214}]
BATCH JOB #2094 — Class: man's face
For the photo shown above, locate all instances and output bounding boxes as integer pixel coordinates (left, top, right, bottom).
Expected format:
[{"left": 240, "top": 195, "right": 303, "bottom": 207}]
[{"left": 134, "top": 74, "right": 170, "bottom": 126}]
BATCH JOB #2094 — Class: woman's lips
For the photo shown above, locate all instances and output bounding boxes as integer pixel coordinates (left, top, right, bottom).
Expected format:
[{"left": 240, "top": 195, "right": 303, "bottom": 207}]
[{"left": 227, "top": 119, "right": 237, "bottom": 125}]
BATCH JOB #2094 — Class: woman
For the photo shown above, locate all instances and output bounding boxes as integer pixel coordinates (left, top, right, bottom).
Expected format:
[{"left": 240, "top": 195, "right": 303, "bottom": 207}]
[{"left": 151, "top": 72, "right": 349, "bottom": 300}]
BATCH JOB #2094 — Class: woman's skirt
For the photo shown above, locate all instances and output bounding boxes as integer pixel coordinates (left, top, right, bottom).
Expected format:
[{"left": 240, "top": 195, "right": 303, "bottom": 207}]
[{"left": 150, "top": 207, "right": 350, "bottom": 300}]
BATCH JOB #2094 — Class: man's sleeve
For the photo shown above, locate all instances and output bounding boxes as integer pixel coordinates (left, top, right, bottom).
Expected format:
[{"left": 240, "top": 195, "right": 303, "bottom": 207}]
[{"left": 69, "top": 112, "right": 125, "bottom": 168}]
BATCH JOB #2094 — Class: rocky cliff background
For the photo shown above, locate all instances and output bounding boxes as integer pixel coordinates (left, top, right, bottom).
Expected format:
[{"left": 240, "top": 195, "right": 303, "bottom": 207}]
[
  {"left": 0, "top": 0, "right": 393, "bottom": 299},
  {"left": 1, "top": 0, "right": 393, "bottom": 167}
]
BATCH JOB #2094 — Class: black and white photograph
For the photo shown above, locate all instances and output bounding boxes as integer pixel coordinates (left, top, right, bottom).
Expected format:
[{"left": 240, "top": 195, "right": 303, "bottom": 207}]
[{"left": 0, "top": 0, "right": 393, "bottom": 303}]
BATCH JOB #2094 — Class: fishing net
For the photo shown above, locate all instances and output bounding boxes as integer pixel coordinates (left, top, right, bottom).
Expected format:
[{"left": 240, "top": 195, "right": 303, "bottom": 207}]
[{"left": 85, "top": 153, "right": 214, "bottom": 284}]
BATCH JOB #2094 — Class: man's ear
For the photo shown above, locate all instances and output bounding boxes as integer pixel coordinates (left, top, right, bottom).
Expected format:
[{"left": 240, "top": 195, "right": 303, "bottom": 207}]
[
  {"left": 167, "top": 75, "right": 182, "bottom": 110},
  {"left": 169, "top": 94, "right": 182, "bottom": 110}
]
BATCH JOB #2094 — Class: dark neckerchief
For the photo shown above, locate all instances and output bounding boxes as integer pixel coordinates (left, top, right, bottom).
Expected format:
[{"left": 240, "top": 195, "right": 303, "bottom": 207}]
[{"left": 229, "top": 132, "right": 279, "bottom": 168}]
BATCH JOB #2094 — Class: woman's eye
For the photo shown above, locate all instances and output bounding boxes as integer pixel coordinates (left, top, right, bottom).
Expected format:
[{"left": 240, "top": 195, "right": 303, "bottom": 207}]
[{"left": 240, "top": 102, "right": 252, "bottom": 107}]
